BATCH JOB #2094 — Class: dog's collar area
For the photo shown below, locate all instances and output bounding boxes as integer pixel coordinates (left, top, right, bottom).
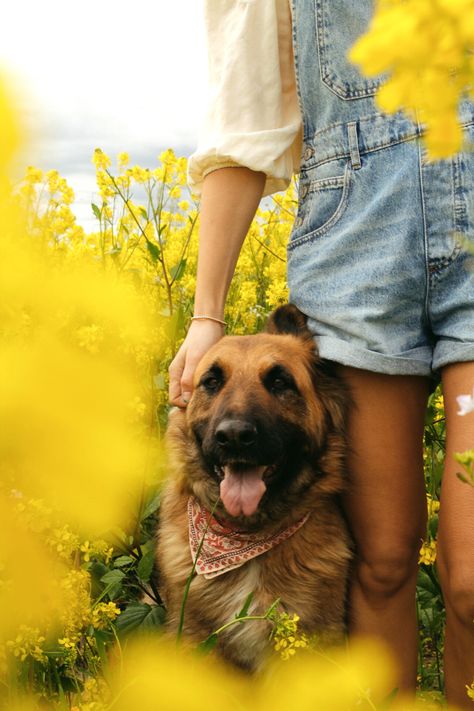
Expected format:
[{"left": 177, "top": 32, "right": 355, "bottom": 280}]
[{"left": 188, "top": 497, "right": 310, "bottom": 580}]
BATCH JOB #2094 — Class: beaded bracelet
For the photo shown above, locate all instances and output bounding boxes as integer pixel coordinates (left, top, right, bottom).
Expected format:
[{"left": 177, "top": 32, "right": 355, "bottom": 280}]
[{"left": 191, "top": 315, "right": 227, "bottom": 327}]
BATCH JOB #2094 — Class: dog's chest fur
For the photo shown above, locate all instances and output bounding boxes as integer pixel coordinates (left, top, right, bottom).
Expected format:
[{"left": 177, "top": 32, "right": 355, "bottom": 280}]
[{"left": 157, "top": 484, "right": 351, "bottom": 671}]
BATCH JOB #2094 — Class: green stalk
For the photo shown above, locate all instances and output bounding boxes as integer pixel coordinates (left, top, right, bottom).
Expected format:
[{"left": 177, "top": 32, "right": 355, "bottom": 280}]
[{"left": 176, "top": 498, "right": 220, "bottom": 643}]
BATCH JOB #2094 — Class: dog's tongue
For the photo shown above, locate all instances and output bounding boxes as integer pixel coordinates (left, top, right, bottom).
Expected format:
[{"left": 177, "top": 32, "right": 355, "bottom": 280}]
[{"left": 220, "top": 465, "right": 267, "bottom": 517}]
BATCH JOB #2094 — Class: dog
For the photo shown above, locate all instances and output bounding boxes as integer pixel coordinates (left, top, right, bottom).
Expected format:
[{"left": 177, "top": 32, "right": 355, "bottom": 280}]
[{"left": 157, "top": 304, "right": 352, "bottom": 671}]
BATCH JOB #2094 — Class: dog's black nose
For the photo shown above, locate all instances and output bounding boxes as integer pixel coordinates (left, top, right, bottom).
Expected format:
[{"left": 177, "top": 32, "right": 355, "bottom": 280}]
[{"left": 215, "top": 419, "right": 257, "bottom": 448}]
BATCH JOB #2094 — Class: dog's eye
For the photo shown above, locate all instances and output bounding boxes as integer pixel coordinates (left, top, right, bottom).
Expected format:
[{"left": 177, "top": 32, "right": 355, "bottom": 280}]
[
  {"left": 203, "top": 376, "right": 220, "bottom": 391},
  {"left": 264, "top": 366, "right": 298, "bottom": 396},
  {"left": 199, "top": 367, "right": 224, "bottom": 394}
]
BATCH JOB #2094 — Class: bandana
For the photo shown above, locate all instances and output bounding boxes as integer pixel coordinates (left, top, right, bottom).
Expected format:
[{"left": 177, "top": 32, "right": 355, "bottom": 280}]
[{"left": 188, "top": 497, "right": 310, "bottom": 579}]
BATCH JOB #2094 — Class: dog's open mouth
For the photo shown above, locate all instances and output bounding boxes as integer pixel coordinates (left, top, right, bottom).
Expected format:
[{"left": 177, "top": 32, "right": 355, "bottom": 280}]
[{"left": 214, "top": 463, "right": 277, "bottom": 518}]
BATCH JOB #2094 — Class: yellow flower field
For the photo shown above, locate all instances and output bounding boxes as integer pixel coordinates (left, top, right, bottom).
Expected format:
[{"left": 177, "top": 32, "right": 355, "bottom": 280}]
[{"left": 1, "top": 1, "right": 474, "bottom": 705}]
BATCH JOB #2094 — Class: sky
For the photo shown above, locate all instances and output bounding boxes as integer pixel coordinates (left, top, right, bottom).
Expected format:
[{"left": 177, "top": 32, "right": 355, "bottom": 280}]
[{"left": 0, "top": 0, "right": 208, "bottom": 227}]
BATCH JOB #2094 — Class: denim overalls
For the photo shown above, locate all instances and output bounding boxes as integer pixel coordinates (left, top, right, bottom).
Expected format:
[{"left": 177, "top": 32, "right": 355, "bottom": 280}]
[{"left": 287, "top": 0, "right": 474, "bottom": 375}]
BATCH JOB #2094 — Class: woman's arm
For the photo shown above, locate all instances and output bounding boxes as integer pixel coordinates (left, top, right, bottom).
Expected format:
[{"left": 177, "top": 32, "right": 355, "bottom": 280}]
[{"left": 168, "top": 166, "right": 266, "bottom": 408}]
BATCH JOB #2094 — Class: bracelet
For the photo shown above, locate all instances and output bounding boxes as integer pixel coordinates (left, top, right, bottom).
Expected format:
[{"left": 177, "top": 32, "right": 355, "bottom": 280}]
[{"left": 191, "top": 315, "right": 227, "bottom": 327}]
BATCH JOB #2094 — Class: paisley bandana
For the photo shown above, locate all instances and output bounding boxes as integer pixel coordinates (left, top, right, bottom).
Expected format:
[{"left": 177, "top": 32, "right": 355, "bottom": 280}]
[{"left": 188, "top": 497, "right": 310, "bottom": 579}]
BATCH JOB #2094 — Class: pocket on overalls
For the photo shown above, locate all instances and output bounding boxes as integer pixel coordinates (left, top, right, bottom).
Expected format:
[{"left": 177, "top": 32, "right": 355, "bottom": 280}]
[
  {"left": 315, "top": 0, "right": 385, "bottom": 100},
  {"left": 289, "top": 161, "right": 351, "bottom": 250}
]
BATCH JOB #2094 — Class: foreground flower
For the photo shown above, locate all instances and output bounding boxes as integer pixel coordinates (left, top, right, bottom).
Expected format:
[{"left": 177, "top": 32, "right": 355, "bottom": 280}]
[{"left": 350, "top": 0, "right": 474, "bottom": 158}]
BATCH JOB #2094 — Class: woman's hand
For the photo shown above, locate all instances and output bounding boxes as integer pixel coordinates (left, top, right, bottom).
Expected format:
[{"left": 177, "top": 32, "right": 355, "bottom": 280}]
[
  {"left": 168, "top": 165, "right": 265, "bottom": 409},
  {"left": 168, "top": 319, "right": 225, "bottom": 408}
]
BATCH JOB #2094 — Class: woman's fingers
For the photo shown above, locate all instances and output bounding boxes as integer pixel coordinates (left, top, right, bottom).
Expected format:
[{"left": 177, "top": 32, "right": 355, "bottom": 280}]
[
  {"left": 168, "top": 348, "right": 188, "bottom": 408},
  {"left": 168, "top": 320, "right": 225, "bottom": 407}
]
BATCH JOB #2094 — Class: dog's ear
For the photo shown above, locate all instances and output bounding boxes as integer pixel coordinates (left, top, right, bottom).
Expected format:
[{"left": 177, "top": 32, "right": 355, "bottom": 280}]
[{"left": 264, "top": 304, "right": 311, "bottom": 340}]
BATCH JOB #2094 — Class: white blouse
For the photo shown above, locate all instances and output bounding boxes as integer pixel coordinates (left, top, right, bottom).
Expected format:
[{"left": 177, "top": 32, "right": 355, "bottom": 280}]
[{"left": 187, "top": 0, "right": 303, "bottom": 197}]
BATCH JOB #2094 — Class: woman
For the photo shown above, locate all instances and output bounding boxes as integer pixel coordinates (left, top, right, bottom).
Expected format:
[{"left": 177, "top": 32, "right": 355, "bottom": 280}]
[{"left": 168, "top": 1, "right": 474, "bottom": 706}]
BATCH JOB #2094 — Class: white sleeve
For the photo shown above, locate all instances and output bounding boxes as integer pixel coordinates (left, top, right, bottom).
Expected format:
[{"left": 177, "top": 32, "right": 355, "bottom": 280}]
[{"left": 187, "top": 0, "right": 302, "bottom": 197}]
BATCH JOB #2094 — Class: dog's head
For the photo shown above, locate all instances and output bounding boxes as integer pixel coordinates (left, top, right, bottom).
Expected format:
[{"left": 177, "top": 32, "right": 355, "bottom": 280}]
[{"left": 168, "top": 305, "right": 349, "bottom": 526}]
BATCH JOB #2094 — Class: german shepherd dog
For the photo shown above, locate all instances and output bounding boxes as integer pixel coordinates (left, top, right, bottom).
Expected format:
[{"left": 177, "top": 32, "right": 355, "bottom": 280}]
[{"left": 157, "top": 305, "right": 352, "bottom": 670}]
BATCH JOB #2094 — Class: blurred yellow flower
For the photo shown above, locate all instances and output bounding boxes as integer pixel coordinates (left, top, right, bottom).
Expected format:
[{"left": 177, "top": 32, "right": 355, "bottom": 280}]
[
  {"left": 108, "top": 638, "right": 247, "bottom": 711},
  {"left": 6, "top": 626, "right": 46, "bottom": 664},
  {"left": 350, "top": 0, "right": 474, "bottom": 158},
  {"left": 117, "top": 151, "right": 129, "bottom": 170}
]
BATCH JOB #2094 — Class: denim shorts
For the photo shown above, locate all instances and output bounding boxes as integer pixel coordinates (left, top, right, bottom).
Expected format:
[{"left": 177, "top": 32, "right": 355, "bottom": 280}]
[{"left": 287, "top": 120, "right": 474, "bottom": 377}]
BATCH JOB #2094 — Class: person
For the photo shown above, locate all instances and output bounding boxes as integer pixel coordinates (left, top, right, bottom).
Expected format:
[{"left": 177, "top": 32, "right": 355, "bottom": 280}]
[{"left": 168, "top": 1, "right": 474, "bottom": 706}]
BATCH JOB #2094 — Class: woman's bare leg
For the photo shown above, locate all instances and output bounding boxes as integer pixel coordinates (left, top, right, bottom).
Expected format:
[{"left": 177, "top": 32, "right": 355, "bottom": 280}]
[
  {"left": 437, "top": 361, "right": 474, "bottom": 710},
  {"left": 338, "top": 367, "right": 430, "bottom": 694}
]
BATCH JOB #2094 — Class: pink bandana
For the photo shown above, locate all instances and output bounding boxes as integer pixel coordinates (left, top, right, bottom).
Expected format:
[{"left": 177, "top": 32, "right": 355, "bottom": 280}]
[{"left": 188, "top": 497, "right": 310, "bottom": 579}]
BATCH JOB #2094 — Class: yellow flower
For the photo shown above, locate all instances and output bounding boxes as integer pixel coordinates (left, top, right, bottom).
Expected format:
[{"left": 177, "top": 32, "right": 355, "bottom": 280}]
[
  {"left": 80, "top": 539, "right": 113, "bottom": 563},
  {"left": 117, "top": 152, "right": 129, "bottom": 170},
  {"left": 96, "top": 168, "right": 115, "bottom": 199},
  {"left": 350, "top": 0, "right": 474, "bottom": 158},
  {"left": 169, "top": 185, "right": 181, "bottom": 200},
  {"left": 426, "top": 494, "right": 440, "bottom": 517},
  {"left": 128, "top": 165, "right": 149, "bottom": 183},
  {"left": 92, "top": 148, "right": 111, "bottom": 171},
  {"left": 91, "top": 602, "right": 121, "bottom": 630},
  {"left": 25, "top": 166, "right": 43, "bottom": 184},
  {"left": 271, "top": 611, "right": 309, "bottom": 660},
  {"left": 419, "top": 539, "right": 437, "bottom": 565},
  {"left": 6, "top": 626, "right": 47, "bottom": 664},
  {"left": 46, "top": 169, "right": 60, "bottom": 193},
  {"left": 159, "top": 148, "right": 176, "bottom": 167},
  {"left": 48, "top": 524, "right": 80, "bottom": 559}
]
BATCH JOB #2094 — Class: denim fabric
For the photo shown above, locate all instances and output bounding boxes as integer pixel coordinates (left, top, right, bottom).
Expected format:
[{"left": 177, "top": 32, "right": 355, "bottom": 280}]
[{"left": 288, "top": 0, "right": 474, "bottom": 375}]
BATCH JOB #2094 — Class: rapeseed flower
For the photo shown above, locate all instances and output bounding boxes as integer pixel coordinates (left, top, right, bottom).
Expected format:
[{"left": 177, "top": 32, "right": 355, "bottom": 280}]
[
  {"left": 91, "top": 602, "right": 120, "bottom": 630},
  {"left": 271, "top": 612, "right": 309, "bottom": 660},
  {"left": 5, "top": 626, "right": 46, "bottom": 664},
  {"left": 419, "top": 539, "right": 437, "bottom": 565},
  {"left": 350, "top": 0, "right": 474, "bottom": 158}
]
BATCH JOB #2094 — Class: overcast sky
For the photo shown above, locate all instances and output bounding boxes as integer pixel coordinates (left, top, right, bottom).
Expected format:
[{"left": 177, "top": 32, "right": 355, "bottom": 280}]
[{"left": 0, "top": 0, "right": 208, "bottom": 226}]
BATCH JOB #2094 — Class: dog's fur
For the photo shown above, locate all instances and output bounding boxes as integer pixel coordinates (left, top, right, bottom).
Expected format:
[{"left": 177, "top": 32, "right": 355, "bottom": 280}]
[{"left": 157, "top": 305, "right": 352, "bottom": 670}]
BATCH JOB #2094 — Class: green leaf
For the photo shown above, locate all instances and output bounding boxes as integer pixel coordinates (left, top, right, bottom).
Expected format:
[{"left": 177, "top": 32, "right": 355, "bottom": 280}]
[
  {"left": 116, "top": 602, "right": 166, "bottom": 637},
  {"left": 137, "top": 550, "right": 155, "bottom": 583},
  {"left": 140, "top": 604, "right": 166, "bottom": 630},
  {"left": 101, "top": 569, "right": 126, "bottom": 584},
  {"left": 91, "top": 203, "right": 101, "bottom": 220},
  {"left": 113, "top": 555, "right": 134, "bottom": 568},
  {"left": 139, "top": 207, "right": 148, "bottom": 221},
  {"left": 146, "top": 240, "right": 161, "bottom": 263},
  {"left": 89, "top": 561, "right": 110, "bottom": 596},
  {"left": 170, "top": 259, "right": 187, "bottom": 282},
  {"left": 197, "top": 634, "right": 218, "bottom": 655},
  {"left": 235, "top": 592, "right": 254, "bottom": 619},
  {"left": 93, "top": 629, "right": 113, "bottom": 666},
  {"left": 140, "top": 491, "right": 161, "bottom": 521},
  {"left": 115, "top": 603, "right": 150, "bottom": 634},
  {"left": 100, "top": 569, "right": 125, "bottom": 599}
]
